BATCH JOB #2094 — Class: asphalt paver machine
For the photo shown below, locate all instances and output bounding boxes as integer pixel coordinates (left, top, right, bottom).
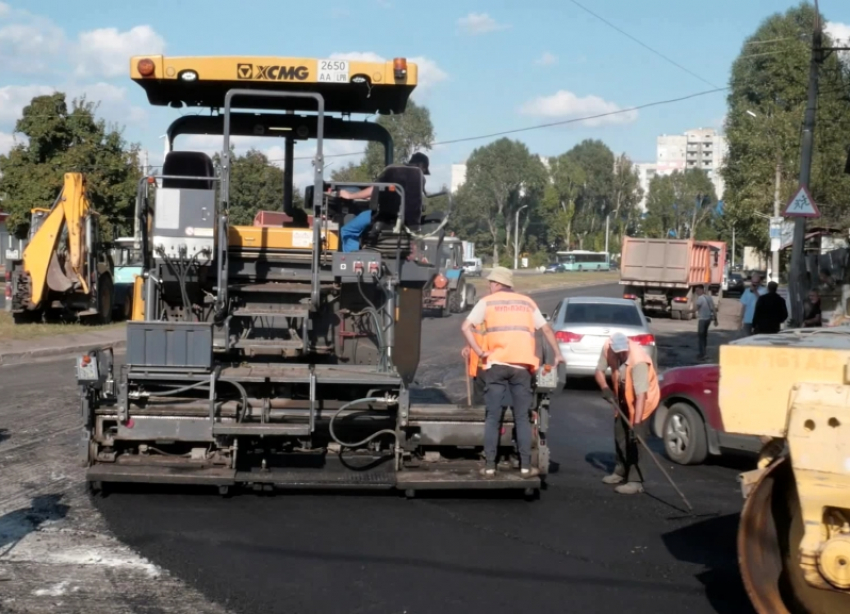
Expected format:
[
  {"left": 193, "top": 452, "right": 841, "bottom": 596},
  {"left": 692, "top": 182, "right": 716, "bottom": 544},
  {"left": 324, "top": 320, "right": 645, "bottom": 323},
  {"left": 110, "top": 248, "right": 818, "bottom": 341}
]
[{"left": 77, "top": 55, "right": 558, "bottom": 497}]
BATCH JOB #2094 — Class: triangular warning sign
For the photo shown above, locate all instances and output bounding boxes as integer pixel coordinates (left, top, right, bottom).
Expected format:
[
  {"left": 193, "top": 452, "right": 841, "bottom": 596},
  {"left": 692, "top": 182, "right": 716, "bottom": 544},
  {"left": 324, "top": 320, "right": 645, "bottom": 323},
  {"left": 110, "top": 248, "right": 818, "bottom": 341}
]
[{"left": 783, "top": 185, "right": 820, "bottom": 218}]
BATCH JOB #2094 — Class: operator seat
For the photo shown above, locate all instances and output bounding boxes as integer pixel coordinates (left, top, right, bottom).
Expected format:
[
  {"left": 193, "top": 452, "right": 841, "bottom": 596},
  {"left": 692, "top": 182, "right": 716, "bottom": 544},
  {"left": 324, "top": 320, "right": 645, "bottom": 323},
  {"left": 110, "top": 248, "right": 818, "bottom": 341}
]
[{"left": 161, "top": 151, "right": 215, "bottom": 190}]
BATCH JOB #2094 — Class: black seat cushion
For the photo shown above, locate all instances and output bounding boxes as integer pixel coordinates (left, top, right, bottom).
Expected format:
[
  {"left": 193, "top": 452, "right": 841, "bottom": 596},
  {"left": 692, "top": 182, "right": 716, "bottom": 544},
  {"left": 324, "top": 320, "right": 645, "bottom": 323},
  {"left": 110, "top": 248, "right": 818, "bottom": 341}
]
[{"left": 161, "top": 151, "right": 215, "bottom": 190}]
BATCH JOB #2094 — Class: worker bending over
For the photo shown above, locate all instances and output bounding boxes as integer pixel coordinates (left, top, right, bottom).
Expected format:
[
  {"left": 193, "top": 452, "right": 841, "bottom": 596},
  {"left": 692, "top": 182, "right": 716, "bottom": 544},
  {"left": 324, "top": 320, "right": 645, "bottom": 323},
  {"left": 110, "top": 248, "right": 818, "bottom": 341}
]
[
  {"left": 461, "top": 267, "right": 565, "bottom": 478},
  {"left": 594, "top": 332, "right": 660, "bottom": 495}
]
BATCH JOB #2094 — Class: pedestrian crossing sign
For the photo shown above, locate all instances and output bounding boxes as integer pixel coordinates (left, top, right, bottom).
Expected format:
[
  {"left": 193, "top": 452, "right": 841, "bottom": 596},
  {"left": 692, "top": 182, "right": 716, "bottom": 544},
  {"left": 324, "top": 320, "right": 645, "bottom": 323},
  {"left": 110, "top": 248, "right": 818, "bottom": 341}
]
[{"left": 782, "top": 185, "right": 820, "bottom": 218}]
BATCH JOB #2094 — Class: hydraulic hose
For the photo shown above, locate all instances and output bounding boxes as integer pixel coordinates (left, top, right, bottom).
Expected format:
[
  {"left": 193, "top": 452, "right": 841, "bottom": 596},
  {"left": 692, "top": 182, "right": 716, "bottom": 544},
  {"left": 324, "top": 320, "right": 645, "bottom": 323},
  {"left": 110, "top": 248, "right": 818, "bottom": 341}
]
[{"left": 328, "top": 397, "right": 397, "bottom": 449}]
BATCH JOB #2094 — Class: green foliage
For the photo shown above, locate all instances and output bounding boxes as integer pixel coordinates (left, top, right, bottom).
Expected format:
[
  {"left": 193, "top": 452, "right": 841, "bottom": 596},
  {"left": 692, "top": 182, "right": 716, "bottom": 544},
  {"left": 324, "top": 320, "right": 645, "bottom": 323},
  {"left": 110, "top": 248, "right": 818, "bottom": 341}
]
[
  {"left": 330, "top": 100, "right": 435, "bottom": 183},
  {"left": 0, "top": 93, "right": 142, "bottom": 238},
  {"left": 213, "top": 149, "right": 304, "bottom": 226},
  {"left": 643, "top": 169, "right": 717, "bottom": 239},
  {"left": 459, "top": 138, "right": 547, "bottom": 264},
  {"left": 722, "top": 2, "right": 850, "bottom": 246}
]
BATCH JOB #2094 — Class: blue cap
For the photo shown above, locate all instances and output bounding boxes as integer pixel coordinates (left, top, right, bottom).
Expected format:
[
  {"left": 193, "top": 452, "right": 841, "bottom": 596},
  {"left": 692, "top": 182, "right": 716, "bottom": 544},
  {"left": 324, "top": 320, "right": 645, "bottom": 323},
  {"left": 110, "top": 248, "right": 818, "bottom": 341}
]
[{"left": 611, "top": 332, "right": 629, "bottom": 352}]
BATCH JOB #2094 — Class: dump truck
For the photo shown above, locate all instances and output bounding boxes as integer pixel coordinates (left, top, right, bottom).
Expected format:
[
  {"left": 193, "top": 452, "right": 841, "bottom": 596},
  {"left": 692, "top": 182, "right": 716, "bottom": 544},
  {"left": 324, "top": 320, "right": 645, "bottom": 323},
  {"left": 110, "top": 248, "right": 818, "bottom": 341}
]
[
  {"left": 620, "top": 236, "right": 715, "bottom": 318},
  {"left": 7, "top": 173, "right": 115, "bottom": 323},
  {"left": 704, "top": 240, "right": 727, "bottom": 296},
  {"left": 75, "top": 54, "right": 560, "bottom": 498}
]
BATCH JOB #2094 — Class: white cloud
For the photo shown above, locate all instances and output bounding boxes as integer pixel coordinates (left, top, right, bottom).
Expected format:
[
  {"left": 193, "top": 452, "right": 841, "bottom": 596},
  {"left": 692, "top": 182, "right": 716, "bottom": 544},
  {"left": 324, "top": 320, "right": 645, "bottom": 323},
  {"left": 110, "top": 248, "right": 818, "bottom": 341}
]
[
  {"left": 826, "top": 21, "right": 850, "bottom": 63},
  {"left": 535, "top": 52, "right": 558, "bottom": 66},
  {"left": 0, "top": 6, "right": 65, "bottom": 74},
  {"left": 329, "top": 52, "right": 448, "bottom": 100},
  {"left": 0, "top": 131, "right": 22, "bottom": 156},
  {"left": 826, "top": 21, "right": 850, "bottom": 44},
  {"left": 0, "top": 2, "right": 11, "bottom": 17},
  {"left": 457, "top": 13, "right": 510, "bottom": 35},
  {"left": 0, "top": 84, "right": 56, "bottom": 123},
  {"left": 0, "top": 83, "right": 146, "bottom": 127},
  {"left": 74, "top": 25, "right": 166, "bottom": 78},
  {"left": 519, "top": 90, "right": 638, "bottom": 127}
]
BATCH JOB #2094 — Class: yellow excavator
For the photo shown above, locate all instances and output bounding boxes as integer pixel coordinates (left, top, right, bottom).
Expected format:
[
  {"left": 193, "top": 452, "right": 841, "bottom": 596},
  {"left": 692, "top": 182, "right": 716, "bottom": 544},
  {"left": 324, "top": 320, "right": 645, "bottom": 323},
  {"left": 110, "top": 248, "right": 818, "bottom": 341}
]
[
  {"left": 7, "top": 172, "right": 115, "bottom": 323},
  {"left": 718, "top": 151, "right": 850, "bottom": 614}
]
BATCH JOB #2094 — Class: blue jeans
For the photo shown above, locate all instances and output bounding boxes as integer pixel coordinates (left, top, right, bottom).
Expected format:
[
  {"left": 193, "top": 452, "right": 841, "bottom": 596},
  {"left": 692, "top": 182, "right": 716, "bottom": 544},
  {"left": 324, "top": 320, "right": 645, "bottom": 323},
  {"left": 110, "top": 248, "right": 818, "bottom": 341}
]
[{"left": 341, "top": 210, "right": 372, "bottom": 252}]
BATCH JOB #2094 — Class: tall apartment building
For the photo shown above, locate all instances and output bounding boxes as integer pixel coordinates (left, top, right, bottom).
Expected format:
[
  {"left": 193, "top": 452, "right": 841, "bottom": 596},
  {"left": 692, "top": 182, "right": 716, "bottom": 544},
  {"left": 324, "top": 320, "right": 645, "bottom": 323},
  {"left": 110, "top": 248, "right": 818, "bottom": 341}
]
[{"left": 636, "top": 128, "right": 727, "bottom": 211}]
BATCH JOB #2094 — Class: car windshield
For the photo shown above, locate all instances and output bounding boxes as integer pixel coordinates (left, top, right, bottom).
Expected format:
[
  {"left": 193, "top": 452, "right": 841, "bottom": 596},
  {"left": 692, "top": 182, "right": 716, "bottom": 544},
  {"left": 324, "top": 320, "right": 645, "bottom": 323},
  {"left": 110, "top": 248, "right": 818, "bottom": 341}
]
[{"left": 564, "top": 303, "right": 643, "bottom": 326}]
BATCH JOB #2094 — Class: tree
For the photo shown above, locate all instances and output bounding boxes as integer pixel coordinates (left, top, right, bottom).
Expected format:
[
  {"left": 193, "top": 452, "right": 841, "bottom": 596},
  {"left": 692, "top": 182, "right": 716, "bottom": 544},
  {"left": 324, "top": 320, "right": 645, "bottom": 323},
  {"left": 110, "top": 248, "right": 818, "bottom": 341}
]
[
  {"left": 542, "top": 154, "right": 585, "bottom": 250},
  {"left": 0, "top": 93, "right": 142, "bottom": 238},
  {"left": 462, "top": 138, "right": 546, "bottom": 265},
  {"left": 214, "top": 149, "right": 304, "bottom": 226},
  {"left": 562, "top": 140, "right": 615, "bottom": 249},
  {"left": 610, "top": 153, "right": 643, "bottom": 252},
  {"left": 331, "top": 100, "right": 435, "bottom": 182},
  {"left": 643, "top": 169, "right": 717, "bottom": 239},
  {"left": 722, "top": 2, "right": 850, "bottom": 247}
]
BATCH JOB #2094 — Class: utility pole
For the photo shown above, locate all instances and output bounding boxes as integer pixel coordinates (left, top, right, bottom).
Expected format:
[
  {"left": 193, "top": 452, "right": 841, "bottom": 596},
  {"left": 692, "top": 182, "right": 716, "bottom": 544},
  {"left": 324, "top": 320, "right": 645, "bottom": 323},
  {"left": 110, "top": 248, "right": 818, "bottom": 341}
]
[
  {"left": 772, "top": 159, "right": 781, "bottom": 283},
  {"left": 514, "top": 204, "right": 528, "bottom": 270},
  {"left": 788, "top": 5, "right": 822, "bottom": 326},
  {"left": 731, "top": 226, "right": 735, "bottom": 269},
  {"left": 604, "top": 214, "right": 610, "bottom": 264}
]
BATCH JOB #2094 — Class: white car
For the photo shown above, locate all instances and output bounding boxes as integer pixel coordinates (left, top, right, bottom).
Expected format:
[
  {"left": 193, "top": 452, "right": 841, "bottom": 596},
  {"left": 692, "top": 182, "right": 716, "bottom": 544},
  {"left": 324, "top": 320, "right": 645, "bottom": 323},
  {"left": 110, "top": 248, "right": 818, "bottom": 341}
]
[
  {"left": 548, "top": 296, "right": 657, "bottom": 377},
  {"left": 463, "top": 258, "right": 482, "bottom": 276}
]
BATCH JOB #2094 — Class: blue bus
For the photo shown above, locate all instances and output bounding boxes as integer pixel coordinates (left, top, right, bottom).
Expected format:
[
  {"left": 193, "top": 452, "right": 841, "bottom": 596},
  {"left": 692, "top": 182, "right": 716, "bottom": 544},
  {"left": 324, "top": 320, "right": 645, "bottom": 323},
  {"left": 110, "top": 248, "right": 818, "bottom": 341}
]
[{"left": 556, "top": 250, "right": 610, "bottom": 272}]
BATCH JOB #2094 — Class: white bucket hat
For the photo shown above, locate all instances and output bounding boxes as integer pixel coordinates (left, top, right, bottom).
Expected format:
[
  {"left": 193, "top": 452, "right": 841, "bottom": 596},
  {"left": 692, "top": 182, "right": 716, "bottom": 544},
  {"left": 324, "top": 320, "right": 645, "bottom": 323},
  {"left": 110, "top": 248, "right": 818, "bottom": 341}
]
[{"left": 487, "top": 266, "right": 513, "bottom": 288}]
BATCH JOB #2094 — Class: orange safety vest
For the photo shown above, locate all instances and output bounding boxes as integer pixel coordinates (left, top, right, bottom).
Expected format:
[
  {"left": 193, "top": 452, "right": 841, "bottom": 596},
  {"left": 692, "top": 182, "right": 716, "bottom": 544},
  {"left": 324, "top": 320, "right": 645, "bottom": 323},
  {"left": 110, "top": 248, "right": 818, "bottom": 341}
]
[
  {"left": 480, "top": 291, "right": 540, "bottom": 371},
  {"left": 601, "top": 339, "right": 660, "bottom": 422},
  {"left": 467, "top": 326, "right": 486, "bottom": 377}
]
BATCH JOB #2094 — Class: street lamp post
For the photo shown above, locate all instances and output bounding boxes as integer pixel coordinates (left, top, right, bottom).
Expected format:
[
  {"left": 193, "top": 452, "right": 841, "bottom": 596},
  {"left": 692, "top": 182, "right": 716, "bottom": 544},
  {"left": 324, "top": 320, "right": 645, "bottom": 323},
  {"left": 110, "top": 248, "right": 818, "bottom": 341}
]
[{"left": 514, "top": 204, "right": 528, "bottom": 270}]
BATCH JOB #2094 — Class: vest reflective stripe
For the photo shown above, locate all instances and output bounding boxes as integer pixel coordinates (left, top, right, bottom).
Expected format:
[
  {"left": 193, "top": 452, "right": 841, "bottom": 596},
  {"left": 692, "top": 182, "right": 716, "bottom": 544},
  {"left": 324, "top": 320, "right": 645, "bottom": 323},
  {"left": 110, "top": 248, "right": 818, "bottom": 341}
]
[
  {"left": 601, "top": 339, "right": 661, "bottom": 422},
  {"left": 485, "top": 325, "right": 534, "bottom": 335},
  {"left": 481, "top": 291, "right": 540, "bottom": 370}
]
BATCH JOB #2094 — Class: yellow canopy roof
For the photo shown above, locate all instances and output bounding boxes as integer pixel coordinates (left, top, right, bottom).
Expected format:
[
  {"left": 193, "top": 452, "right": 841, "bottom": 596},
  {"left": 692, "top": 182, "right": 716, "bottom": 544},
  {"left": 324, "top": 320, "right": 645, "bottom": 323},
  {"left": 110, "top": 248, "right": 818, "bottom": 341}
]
[{"left": 130, "top": 55, "right": 418, "bottom": 115}]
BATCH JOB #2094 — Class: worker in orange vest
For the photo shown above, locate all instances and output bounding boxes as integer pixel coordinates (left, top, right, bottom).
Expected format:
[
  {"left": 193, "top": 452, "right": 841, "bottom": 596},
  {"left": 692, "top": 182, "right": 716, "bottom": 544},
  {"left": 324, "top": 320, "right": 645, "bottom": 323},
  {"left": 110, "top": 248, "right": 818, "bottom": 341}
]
[
  {"left": 461, "top": 267, "right": 565, "bottom": 478},
  {"left": 594, "top": 332, "right": 661, "bottom": 495}
]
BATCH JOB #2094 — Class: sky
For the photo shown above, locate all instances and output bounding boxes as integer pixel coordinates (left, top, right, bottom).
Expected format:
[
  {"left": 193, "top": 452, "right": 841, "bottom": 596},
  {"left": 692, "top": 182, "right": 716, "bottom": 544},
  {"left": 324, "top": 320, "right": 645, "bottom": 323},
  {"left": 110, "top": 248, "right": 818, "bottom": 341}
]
[{"left": 1, "top": 0, "right": 849, "bottom": 194}]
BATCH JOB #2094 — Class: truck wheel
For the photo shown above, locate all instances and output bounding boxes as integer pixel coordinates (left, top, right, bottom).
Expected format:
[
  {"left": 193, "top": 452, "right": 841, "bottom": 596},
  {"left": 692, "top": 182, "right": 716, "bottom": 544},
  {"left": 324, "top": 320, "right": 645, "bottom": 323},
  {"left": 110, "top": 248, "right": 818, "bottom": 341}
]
[
  {"left": 448, "top": 287, "right": 462, "bottom": 313},
  {"left": 662, "top": 402, "right": 708, "bottom": 465},
  {"left": 97, "top": 275, "right": 114, "bottom": 325}
]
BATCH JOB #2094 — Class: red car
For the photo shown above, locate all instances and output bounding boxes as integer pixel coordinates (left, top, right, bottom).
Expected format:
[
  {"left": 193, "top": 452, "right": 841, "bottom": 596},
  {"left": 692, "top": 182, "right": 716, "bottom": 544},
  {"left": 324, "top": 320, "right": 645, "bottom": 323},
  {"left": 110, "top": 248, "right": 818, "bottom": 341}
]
[{"left": 654, "top": 364, "right": 761, "bottom": 465}]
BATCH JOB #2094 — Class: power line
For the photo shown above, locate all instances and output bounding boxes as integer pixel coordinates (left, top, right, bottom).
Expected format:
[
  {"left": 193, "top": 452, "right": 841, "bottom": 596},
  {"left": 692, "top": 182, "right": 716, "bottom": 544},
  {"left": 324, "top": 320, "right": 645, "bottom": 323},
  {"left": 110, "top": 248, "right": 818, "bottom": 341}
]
[
  {"left": 277, "top": 86, "right": 729, "bottom": 163},
  {"left": 567, "top": 0, "right": 720, "bottom": 89}
]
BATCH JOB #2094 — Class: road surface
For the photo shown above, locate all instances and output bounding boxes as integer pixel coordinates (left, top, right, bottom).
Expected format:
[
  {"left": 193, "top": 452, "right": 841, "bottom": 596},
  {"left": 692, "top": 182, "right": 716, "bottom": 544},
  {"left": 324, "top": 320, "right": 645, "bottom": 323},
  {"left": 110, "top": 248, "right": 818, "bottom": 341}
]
[{"left": 0, "top": 283, "right": 755, "bottom": 613}]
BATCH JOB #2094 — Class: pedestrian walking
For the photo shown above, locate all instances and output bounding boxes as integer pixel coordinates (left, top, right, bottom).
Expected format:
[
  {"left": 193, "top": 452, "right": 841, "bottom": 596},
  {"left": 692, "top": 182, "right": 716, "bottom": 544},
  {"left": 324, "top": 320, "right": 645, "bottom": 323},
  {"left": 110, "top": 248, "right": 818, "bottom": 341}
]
[
  {"left": 692, "top": 285, "right": 717, "bottom": 360},
  {"left": 594, "top": 332, "right": 661, "bottom": 495},
  {"left": 461, "top": 267, "right": 565, "bottom": 478},
  {"left": 738, "top": 273, "right": 767, "bottom": 336},
  {"left": 752, "top": 281, "right": 789, "bottom": 334}
]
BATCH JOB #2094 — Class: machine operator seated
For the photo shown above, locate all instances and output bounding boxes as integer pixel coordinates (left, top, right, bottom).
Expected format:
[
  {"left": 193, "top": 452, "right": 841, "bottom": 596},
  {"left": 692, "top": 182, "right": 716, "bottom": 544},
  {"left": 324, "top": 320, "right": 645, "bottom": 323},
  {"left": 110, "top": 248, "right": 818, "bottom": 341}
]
[{"left": 334, "top": 152, "right": 429, "bottom": 252}]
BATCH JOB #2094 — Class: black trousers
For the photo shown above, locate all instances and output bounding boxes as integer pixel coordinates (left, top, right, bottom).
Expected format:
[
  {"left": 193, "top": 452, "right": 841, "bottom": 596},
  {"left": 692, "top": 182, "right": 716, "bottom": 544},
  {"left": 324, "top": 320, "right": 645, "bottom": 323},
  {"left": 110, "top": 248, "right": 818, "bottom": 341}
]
[
  {"left": 483, "top": 365, "right": 534, "bottom": 468},
  {"left": 613, "top": 411, "right": 647, "bottom": 483}
]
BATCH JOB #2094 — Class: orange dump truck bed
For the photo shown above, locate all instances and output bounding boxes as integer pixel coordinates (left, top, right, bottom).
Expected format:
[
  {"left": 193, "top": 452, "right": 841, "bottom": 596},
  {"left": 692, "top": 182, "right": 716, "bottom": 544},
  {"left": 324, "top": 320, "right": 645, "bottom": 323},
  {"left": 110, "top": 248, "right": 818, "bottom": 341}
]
[{"left": 620, "top": 237, "right": 713, "bottom": 288}]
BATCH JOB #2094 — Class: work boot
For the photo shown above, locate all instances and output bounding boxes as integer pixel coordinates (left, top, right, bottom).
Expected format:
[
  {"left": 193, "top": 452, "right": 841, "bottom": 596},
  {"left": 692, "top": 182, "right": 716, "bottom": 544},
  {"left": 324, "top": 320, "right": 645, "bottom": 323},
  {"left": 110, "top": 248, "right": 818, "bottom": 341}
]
[
  {"left": 602, "top": 473, "right": 625, "bottom": 485},
  {"left": 520, "top": 467, "right": 539, "bottom": 479},
  {"left": 615, "top": 482, "right": 645, "bottom": 495}
]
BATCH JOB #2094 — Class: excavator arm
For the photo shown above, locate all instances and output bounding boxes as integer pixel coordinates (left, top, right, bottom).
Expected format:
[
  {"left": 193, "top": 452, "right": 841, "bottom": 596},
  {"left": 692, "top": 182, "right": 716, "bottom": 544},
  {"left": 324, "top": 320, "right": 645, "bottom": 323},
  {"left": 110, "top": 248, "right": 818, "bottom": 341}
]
[{"left": 21, "top": 173, "right": 91, "bottom": 308}]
